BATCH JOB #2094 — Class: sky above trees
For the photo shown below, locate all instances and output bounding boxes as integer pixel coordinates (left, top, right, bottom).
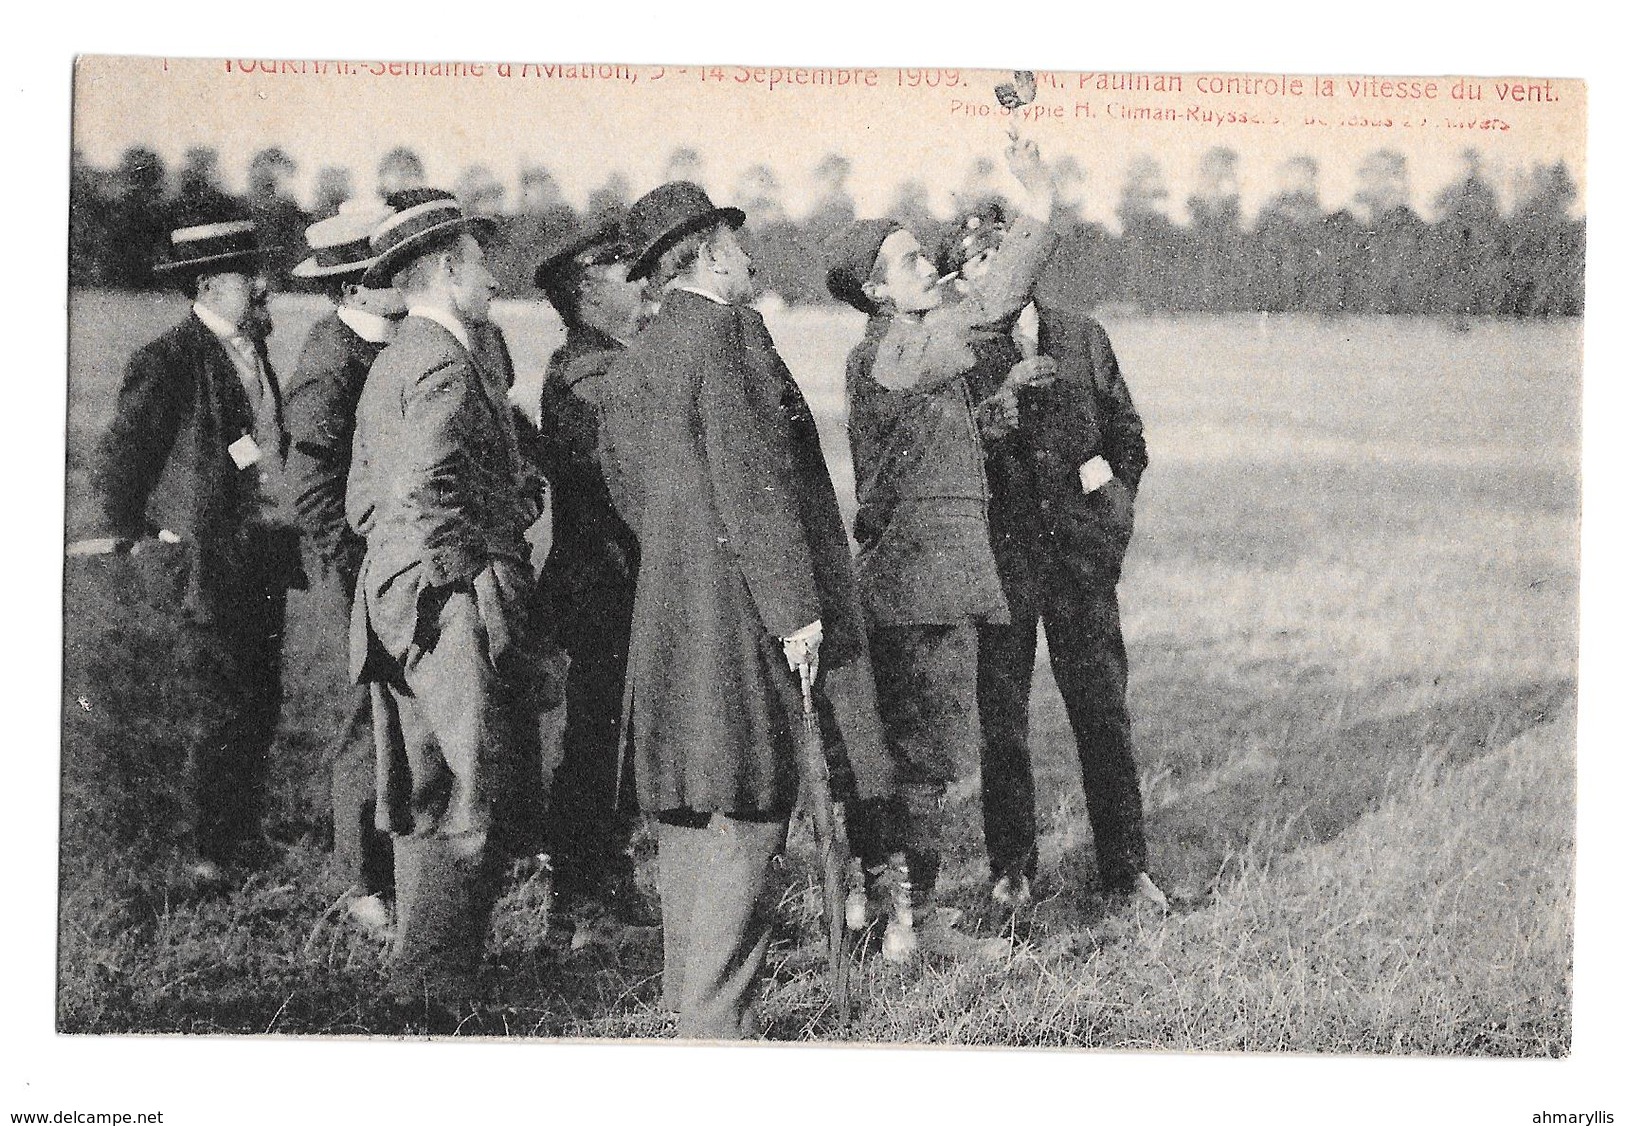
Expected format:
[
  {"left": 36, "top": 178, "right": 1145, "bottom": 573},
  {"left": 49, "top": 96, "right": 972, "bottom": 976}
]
[{"left": 72, "top": 58, "right": 1586, "bottom": 231}]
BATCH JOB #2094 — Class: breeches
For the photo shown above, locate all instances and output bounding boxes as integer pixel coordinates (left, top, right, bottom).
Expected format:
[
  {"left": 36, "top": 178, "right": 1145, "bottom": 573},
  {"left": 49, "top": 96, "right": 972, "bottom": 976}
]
[{"left": 860, "top": 622, "right": 985, "bottom": 894}]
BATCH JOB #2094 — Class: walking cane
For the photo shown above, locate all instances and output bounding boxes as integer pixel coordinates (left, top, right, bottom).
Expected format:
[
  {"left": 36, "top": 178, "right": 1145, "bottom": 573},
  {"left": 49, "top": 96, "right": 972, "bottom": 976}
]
[{"left": 792, "top": 661, "right": 852, "bottom": 1029}]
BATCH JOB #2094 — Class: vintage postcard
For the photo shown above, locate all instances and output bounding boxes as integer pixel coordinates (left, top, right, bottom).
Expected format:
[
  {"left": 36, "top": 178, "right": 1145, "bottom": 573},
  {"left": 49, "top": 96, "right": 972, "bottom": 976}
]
[{"left": 60, "top": 53, "right": 1583, "bottom": 1066}]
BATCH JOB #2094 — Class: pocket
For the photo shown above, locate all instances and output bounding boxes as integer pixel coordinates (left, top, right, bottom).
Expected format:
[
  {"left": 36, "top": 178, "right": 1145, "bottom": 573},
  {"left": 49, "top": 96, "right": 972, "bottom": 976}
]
[
  {"left": 1054, "top": 486, "right": 1131, "bottom": 583},
  {"left": 472, "top": 561, "right": 569, "bottom": 707},
  {"left": 472, "top": 560, "right": 537, "bottom": 668}
]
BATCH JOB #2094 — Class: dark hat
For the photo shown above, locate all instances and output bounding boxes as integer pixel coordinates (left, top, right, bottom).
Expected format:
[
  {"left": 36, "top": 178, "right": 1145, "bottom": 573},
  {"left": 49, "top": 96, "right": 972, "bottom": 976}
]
[
  {"left": 152, "top": 217, "right": 274, "bottom": 281},
  {"left": 361, "top": 188, "right": 497, "bottom": 288},
  {"left": 532, "top": 223, "right": 628, "bottom": 290},
  {"left": 624, "top": 181, "right": 744, "bottom": 281},
  {"left": 291, "top": 199, "right": 396, "bottom": 280},
  {"left": 824, "top": 218, "right": 902, "bottom": 315},
  {"left": 935, "top": 202, "right": 1010, "bottom": 278}
]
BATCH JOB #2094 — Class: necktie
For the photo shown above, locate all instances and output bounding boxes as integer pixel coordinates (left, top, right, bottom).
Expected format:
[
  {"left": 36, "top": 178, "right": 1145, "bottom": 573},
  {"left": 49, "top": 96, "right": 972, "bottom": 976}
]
[{"left": 226, "top": 334, "right": 269, "bottom": 413}]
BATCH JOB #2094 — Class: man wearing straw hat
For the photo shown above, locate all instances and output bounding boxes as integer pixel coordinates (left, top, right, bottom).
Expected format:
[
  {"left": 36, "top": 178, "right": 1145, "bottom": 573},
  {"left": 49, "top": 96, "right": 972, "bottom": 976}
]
[
  {"left": 346, "top": 189, "right": 556, "bottom": 1015},
  {"left": 598, "top": 181, "right": 890, "bottom": 1039},
  {"left": 80, "top": 209, "right": 301, "bottom": 890},
  {"left": 285, "top": 200, "right": 406, "bottom": 939}
]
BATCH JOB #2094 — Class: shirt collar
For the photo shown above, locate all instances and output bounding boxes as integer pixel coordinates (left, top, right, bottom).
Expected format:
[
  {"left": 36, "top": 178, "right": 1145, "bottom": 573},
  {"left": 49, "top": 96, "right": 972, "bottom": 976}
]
[
  {"left": 674, "top": 285, "right": 731, "bottom": 306},
  {"left": 407, "top": 304, "right": 470, "bottom": 351},
  {"left": 338, "top": 305, "right": 395, "bottom": 345},
  {"left": 193, "top": 300, "right": 246, "bottom": 343}
]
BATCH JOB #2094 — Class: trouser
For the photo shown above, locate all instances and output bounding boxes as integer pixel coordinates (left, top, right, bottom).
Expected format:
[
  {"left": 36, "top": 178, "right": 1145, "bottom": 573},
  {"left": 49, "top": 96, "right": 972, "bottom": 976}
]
[
  {"left": 308, "top": 569, "right": 393, "bottom": 898},
  {"left": 655, "top": 810, "right": 788, "bottom": 1040},
  {"left": 860, "top": 623, "right": 984, "bottom": 900},
  {"left": 546, "top": 583, "right": 636, "bottom": 909},
  {"left": 977, "top": 582, "right": 1147, "bottom": 894},
  {"left": 330, "top": 685, "right": 394, "bottom": 897},
  {"left": 369, "top": 586, "right": 548, "bottom": 1000},
  {"left": 180, "top": 583, "right": 287, "bottom": 866}
]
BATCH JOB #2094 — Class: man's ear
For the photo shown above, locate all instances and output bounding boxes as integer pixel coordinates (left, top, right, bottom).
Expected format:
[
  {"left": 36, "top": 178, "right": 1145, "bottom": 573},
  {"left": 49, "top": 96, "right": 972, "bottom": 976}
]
[{"left": 861, "top": 278, "right": 886, "bottom": 307}]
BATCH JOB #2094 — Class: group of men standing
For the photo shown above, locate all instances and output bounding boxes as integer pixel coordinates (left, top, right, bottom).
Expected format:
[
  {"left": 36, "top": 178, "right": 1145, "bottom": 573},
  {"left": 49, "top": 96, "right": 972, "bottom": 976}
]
[{"left": 79, "top": 134, "right": 1162, "bottom": 1039}]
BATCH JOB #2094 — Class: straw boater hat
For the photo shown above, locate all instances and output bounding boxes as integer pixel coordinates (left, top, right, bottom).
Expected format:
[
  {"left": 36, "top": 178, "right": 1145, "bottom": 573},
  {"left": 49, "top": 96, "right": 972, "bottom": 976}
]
[
  {"left": 291, "top": 200, "right": 396, "bottom": 280},
  {"left": 532, "top": 223, "right": 628, "bottom": 291},
  {"left": 152, "top": 217, "right": 275, "bottom": 281},
  {"left": 360, "top": 188, "right": 497, "bottom": 289},
  {"left": 622, "top": 181, "right": 745, "bottom": 281}
]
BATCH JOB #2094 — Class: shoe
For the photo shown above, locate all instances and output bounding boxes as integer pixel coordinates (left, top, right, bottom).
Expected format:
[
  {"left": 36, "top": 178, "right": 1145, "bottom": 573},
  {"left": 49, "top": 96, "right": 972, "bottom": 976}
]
[
  {"left": 912, "top": 907, "right": 1006, "bottom": 962},
  {"left": 1132, "top": 872, "right": 1170, "bottom": 913},
  {"left": 1106, "top": 871, "right": 1170, "bottom": 915},
  {"left": 844, "top": 858, "right": 871, "bottom": 931},
  {"left": 345, "top": 893, "right": 394, "bottom": 943},
  {"left": 565, "top": 903, "right": 659, "bottom": 952},
  {"left": 874, "top": 853, "right": 917, "bottom": 963},
  {"left": 991, "top": 873, "right": 1032, "bottom": 909}
]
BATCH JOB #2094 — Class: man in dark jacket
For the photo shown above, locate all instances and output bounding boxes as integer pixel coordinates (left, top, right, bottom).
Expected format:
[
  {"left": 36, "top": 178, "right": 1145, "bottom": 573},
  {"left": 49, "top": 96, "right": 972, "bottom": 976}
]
[
  {"left": 530, "top": 224, "right": 653, "bottom": 940},
  {"left": 941, "top": 209, "right": 1166, "bottom": 912},
  {"left": 77, "top": 212, "right": 301, "bottom": 888},
  {"left": 284, "top": 200, "right": 404, "bottom": 937},
  {"left": 599, "top": 182, "right": 891, "bottom": 1039}
]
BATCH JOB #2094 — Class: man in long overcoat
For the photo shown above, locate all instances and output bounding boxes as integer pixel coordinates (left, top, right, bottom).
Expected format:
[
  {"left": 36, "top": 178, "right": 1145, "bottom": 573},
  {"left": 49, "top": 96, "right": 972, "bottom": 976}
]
[
  {"left": 599, "top": 182, "right": 890, "bottom": 1039},
  {"left": 530, "top": 224, "right": 653, "bottom": 938},
  {"left": 939, "top": 208, "right": 1165, "bottom": 911},
  {"left": 80, "top": 212, "right": 301, "bottom": 888},
  {"left": 346, "top": 190, "right": 555, "bottom": 1010},
  {"left": 284, "top": 200, "right": 403, "bottom": 936}
]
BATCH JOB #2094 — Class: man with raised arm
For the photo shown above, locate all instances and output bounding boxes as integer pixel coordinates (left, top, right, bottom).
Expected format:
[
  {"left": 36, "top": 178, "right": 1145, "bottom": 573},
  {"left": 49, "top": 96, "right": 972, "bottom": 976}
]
[{"left": 824, "top": 137, "right": 1060, "bottom": 957}]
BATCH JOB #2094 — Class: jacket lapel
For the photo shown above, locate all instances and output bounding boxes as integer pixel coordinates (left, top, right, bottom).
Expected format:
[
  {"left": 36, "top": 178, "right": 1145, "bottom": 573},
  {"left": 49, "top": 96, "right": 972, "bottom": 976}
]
[{"left": 189, "top": 315, "right": 254, "bottom": 440}]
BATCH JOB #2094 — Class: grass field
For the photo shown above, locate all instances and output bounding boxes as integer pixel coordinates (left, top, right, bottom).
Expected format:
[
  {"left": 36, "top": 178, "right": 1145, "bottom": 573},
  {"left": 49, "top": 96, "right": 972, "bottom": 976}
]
[{"left": 58, "top": 291, "right": 1579, "bottom": 1049}]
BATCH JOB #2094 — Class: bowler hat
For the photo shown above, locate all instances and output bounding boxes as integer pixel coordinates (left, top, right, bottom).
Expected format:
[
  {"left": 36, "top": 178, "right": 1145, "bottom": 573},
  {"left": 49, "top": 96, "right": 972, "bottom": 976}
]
[
  {"left": 533, "top": 223, "right": 629, "bottom": 290},
  {"left": 361, "top": 188, "right": 497, "bottom": 289},
  {"left": 824, "top": 219, "right": 902, "bottom": 315},
  {"left": 152, "top": 217, "right": 275, "bottom": 282},
  {"left": 624, "top": 181, "right": 744, "bottom": 281},
  {"left": 292, "top": 199, "right": 396, "bottom": 280}
]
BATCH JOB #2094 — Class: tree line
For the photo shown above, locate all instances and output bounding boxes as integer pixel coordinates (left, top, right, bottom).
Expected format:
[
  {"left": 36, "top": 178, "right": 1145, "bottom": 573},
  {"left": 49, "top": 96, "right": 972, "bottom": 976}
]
[{"left": 70, "top": 143, "right": 1584, "bottom": 317}]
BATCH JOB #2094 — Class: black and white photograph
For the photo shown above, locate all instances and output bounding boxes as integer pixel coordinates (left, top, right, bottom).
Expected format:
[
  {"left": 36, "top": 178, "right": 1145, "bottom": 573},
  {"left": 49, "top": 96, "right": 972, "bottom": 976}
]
[{"left": 11, "top": 19, "right": 1618, "bottom": 1123}]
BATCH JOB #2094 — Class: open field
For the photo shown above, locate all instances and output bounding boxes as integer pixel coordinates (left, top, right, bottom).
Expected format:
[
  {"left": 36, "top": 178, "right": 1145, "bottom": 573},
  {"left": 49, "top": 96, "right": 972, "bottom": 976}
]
[{"left": 59, "top": 292, "right": 1579, "bottom": 1048}]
